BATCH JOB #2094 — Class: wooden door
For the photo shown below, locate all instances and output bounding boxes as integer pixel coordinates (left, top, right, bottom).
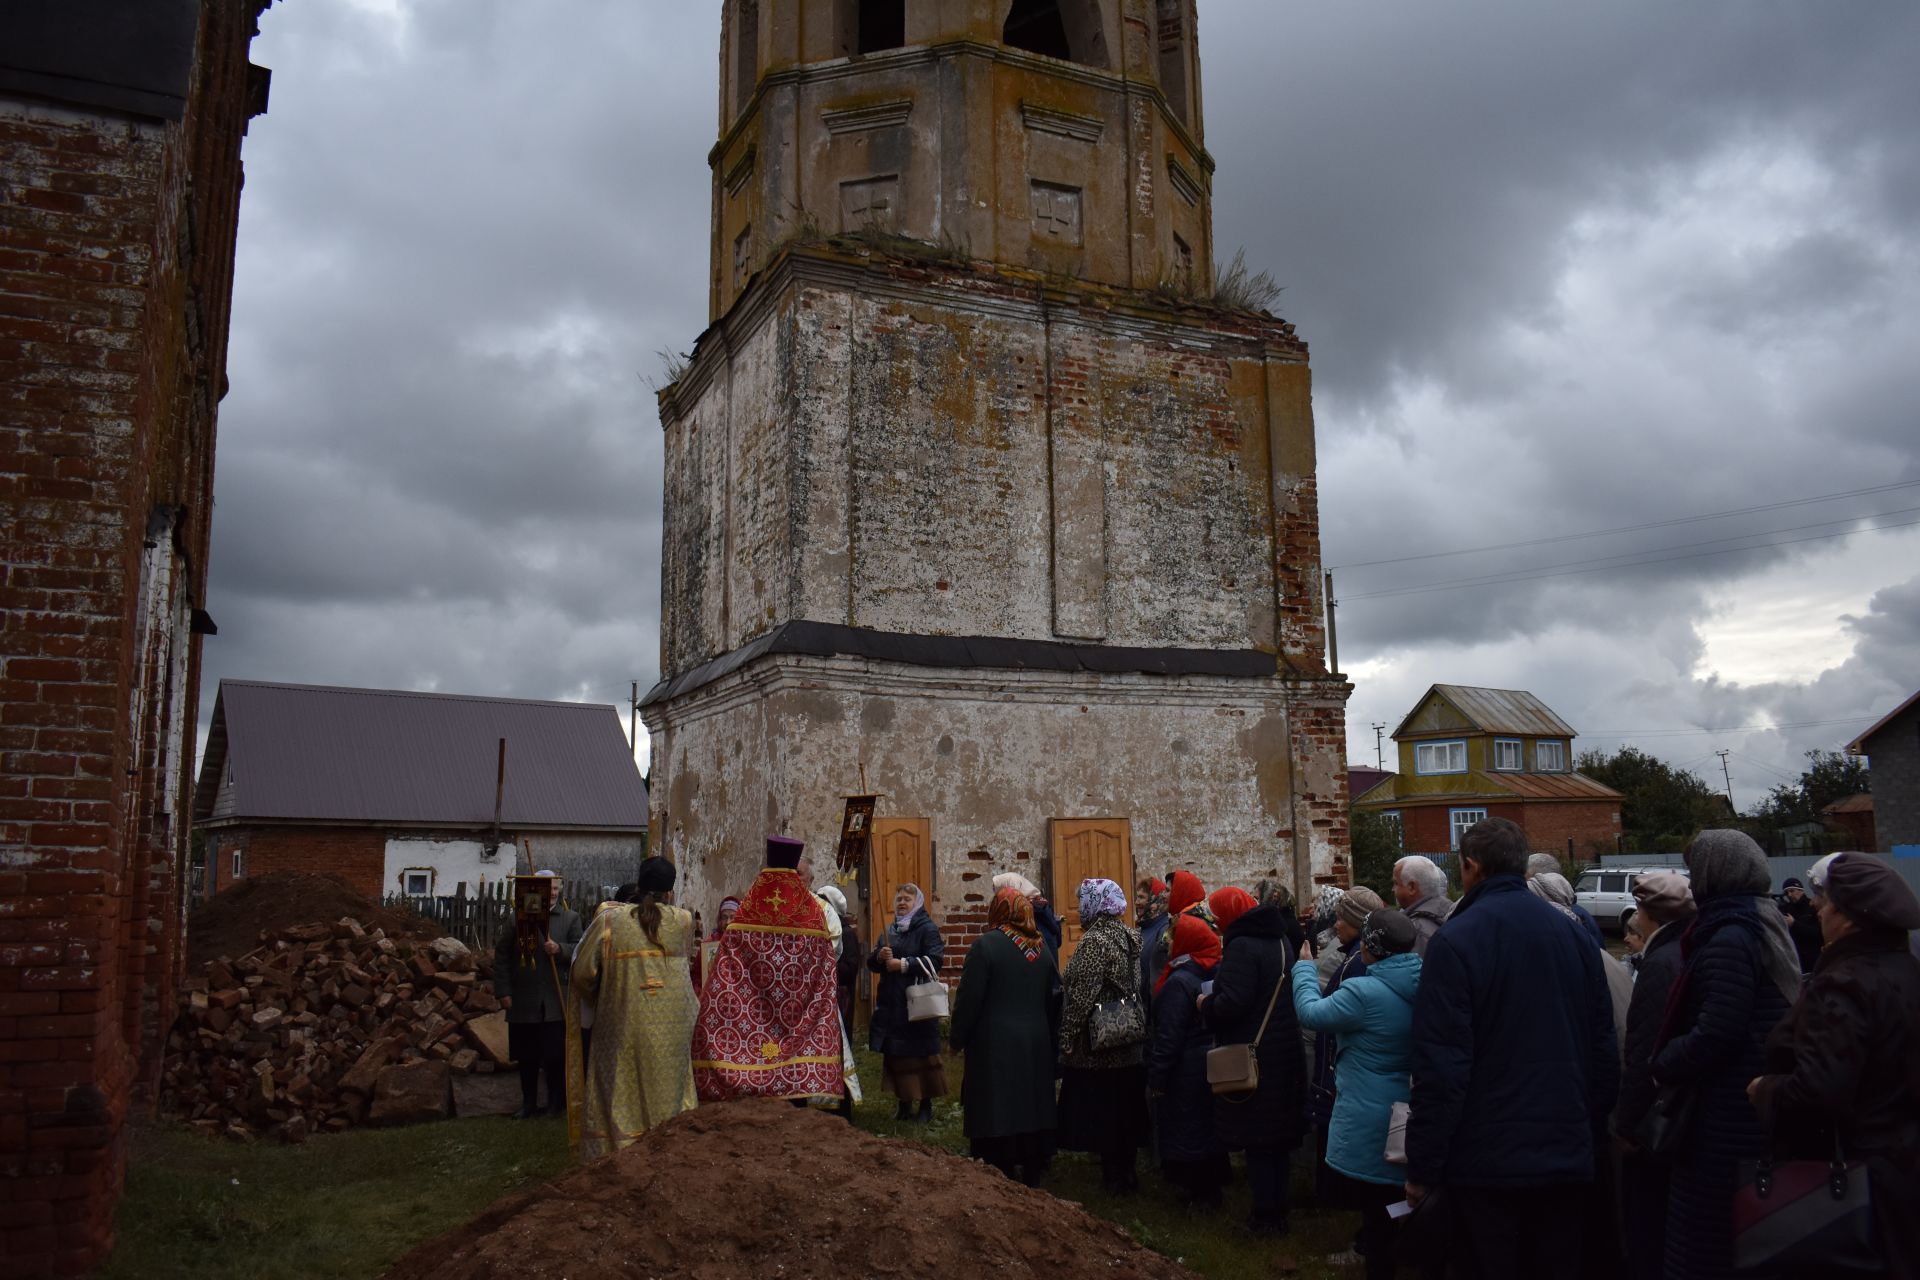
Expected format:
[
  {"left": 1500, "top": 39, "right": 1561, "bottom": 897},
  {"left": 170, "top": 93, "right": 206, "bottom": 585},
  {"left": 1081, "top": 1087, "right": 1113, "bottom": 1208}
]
[
  {"left": 1050, "top": 818, "right": 1133, "bottom": 967},
  {"left": 869, "top": 817, "right": 932, "bottom": 995}
]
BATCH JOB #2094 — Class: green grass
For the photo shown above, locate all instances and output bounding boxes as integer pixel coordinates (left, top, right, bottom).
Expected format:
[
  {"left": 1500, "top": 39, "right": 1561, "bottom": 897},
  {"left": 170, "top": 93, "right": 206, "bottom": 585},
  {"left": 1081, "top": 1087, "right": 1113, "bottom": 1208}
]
[
  {"left": 105, "top": 1052, "right": 1364, "bottom": 1279},
  {"left": 100, "top": 1115, "right": 572, "bottom": 1280}
]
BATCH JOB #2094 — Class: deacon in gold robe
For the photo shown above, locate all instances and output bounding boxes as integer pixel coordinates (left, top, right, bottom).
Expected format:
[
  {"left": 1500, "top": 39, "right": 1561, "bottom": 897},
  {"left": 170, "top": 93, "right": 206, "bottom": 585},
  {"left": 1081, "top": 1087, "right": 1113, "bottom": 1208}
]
[{"left": 566, "top": 856, "right": 699, "bottom": 1159}]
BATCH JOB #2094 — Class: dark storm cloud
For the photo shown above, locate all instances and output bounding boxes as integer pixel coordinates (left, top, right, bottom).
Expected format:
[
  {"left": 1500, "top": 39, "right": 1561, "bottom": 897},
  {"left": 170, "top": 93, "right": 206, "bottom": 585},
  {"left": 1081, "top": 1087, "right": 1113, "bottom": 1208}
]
[{"left": 205, "top": 0, "right": 1920, "bottom": 801}]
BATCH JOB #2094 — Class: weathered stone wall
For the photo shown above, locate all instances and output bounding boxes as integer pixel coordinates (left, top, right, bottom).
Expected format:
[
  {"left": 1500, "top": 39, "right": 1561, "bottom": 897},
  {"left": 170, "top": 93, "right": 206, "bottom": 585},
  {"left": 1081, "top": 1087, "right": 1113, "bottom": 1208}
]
[
  {"left": 0, "top": 3, "right": 267, "bottom": 1271},
  {"left": 659, "top": 250, "right": 1327, "bottom": 678},
  {"left": 644, "top": 654, "right": 1349, "bottom": 970},
  {"left": 710, "top": 5, "right": 1213, "bottom": 319}
]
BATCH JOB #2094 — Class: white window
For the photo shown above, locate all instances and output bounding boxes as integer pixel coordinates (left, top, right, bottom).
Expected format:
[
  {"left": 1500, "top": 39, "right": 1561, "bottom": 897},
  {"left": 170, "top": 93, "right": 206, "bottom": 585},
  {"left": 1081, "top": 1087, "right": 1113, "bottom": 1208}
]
[
  {"left": 1415, "top": 740, "right": 1467, "bottom": 774},
  {"left": 1450, "top": 807, "right": 1488, "bottom": 850},
  {"left": 1493, "top": 738, "right": 1523, "bottom": 771},
  {"left": 1381, "top": 811, "right": 1404, "bottom": 848},
  {"left": 230, "top": 847, "right": 244, "bottom": 879},
  {"left": 1535, "top": 740, "right": 1567, "bottom": 772},
  {"left": 403, "top": 870, "right": 432, "bottom": 897}
]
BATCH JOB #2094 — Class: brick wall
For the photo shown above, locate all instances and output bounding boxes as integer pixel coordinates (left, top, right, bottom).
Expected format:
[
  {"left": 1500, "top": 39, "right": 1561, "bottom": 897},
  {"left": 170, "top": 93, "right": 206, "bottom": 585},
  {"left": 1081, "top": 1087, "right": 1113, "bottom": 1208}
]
[
  {"left": 0, "top": 4, "right": 267, "bottom": 1272},
  {"left": 205, "top": 827, "right": 388, "bottom": 901},
  {"left": 1863, "top": 707, "right": 1919, "bottom": 852},
  {"left": 1393, "top": 799, "right": 1619, "bottom": 860}
]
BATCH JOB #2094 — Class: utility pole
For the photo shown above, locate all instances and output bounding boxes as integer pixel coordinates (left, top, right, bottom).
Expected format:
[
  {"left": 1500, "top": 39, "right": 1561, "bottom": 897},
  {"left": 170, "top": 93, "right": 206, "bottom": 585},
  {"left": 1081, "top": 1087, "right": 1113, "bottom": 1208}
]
[
  {"left": 1716, "top": 749, "right": 1734, "bottom": 807},
  {"left": 1324, "top": 570, "right": 1340, "bottom": 676},
  {"left": 1372, "top": 723, "right": 1387, "bottom": 770},
  {"left": 630, "top": 681, "right": 640, "bottom": 762}
]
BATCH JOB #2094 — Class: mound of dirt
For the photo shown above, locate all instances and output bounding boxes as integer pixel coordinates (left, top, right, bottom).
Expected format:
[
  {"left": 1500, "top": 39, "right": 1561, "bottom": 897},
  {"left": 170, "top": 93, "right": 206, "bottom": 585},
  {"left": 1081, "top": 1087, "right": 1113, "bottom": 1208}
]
[
  {"left": 189, "top": 871, "right": 442, "bottom": 967},
  {"left": 381, "top": 1101, "right": 1196, "bottom": 1280}
]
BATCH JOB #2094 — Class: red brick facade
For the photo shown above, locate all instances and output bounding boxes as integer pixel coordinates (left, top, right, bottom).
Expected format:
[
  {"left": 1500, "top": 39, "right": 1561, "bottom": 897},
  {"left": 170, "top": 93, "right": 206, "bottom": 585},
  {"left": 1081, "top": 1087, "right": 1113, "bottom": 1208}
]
[
  {"left": 1, "top": 4, "right": 268, "bottom": 1272},
  {"left": 204, "top": 827, "right": 388, "bottom": 900},
  {"left": 1395, "top": 799, "right": 1620, "bottom": 860}
]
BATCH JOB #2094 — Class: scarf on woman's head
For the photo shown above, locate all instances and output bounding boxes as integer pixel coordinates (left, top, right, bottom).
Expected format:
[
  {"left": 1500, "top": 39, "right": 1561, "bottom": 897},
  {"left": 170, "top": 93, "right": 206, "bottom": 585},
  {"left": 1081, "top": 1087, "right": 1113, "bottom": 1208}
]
[
  {"left": 1210, "top": 886, "right": 1257, "bottom": 933},
  {"left": 1253, "top": 879, "right": 1293, "bottom": 912},
  {"left": 1156, "top": 913, "right": 1223, "bottom": 996},
  {"left": 893, "top": 883, "right": 925, "bottom": 930},
  {"left": 988, "top": 886, "right": 1043, "bottom": 962},
  {"left": 991, "top": 872, "right": 1041, "bottom": 899},
  {"left": 1138, "top": 878, "right": 1169, "bottom": 923},
  {"left": 1078, "top": 877, "right": 1127, "bottom": 925},
  {"left": 1167, "top": 870, "right": 1206, "bottom": 917},
  {"left": 1528, "top": 872, "right": 1586, "bottom": 929},
  {"left": 1680, "top": 830, "right": 1801, "bottom": 1004}
]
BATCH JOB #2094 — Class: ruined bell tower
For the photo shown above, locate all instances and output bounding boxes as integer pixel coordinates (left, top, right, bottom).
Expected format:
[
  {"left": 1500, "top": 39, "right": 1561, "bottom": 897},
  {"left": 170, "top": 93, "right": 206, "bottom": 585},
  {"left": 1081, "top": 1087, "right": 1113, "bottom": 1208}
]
[{"left": 643, "top": 0, "right": 1351, "bottom": 956}]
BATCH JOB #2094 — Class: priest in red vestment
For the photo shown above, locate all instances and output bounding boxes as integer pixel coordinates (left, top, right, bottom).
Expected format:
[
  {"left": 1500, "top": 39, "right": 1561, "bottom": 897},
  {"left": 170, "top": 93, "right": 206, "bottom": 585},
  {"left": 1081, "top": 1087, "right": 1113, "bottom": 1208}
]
[{"left": 691, "top": 836, "right": 845, "bottom": 1101}]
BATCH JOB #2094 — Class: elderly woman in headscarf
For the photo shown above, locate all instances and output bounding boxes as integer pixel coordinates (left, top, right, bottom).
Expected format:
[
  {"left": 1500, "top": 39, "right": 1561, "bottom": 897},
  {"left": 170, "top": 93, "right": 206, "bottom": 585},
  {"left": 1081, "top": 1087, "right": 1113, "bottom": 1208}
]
[
  {"left": 1136, "top": 876, "right": 1171, "bottom": 1008},
  {"left": 1201, "top": 885, "right": 1306, "bottom": 1236},
  {"left": 1291, "top": 908, "right": 1422, "bottom": 1280},
  {"left": 1529, "top": 852, "right": 1606, "bottom": 946},
  {"left": 868, "top": 881, "right": 948, "bottom": 1122},
  {"left": 992, "top": 870, "right": 1063, "bottom": 956},
  {"left": 1650, "top": 830, "right": 1801, "bottom": 1280},
  {"left": 951, "top": 886, "right": 1059, "bottom": 1186},
  {"left": 1058, "top": 877, "right": 1149, "bottom": 1193},
  {"left": 1613, "top": 871, "right": 1697, "bottom": 1265},
  {"left": 1748, "top": 853, "right": 1920, "bottom": 1279},
  {"left": 1151, "top": 869, "right": 1215, "bottom": 992},
  {"left": 1147, "top": 913, "right": 1229, "bottom": 1205}
]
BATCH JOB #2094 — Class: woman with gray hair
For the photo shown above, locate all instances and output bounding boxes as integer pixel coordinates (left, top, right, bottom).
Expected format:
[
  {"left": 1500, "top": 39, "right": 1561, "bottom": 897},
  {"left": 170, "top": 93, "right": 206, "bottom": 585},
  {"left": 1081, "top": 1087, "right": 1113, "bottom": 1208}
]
[
  {"left": 1650, "top": 831, "right": 1800, "bottom": 1280},
  {"left": 1613, "top": 870, "right": 1697, "bottom": 1264}
]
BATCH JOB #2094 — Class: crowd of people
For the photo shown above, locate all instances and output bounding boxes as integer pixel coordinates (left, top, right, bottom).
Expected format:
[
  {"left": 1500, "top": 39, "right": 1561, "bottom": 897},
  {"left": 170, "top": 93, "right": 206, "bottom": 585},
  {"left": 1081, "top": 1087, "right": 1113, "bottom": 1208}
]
[{"left": 489, "top": 820, "right": 1920, "bottom": 1279}]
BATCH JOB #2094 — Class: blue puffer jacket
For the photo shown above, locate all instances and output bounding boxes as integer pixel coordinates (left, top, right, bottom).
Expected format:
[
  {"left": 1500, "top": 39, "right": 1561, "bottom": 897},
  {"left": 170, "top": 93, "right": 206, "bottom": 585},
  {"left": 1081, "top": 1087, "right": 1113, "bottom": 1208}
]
[
  {"left": 1292, "top": 950, "right": 1421, "bottom": 1185},
  {"left": 1405, "top": 874, "right": 1619, "bottom": 1188}
]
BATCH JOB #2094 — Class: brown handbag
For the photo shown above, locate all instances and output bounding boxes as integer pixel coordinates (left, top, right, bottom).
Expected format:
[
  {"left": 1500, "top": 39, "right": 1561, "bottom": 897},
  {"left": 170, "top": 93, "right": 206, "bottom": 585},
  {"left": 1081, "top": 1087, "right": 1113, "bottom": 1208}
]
[{"left": 1206, "top": 968, "right": 1285, "bottom": 1096}]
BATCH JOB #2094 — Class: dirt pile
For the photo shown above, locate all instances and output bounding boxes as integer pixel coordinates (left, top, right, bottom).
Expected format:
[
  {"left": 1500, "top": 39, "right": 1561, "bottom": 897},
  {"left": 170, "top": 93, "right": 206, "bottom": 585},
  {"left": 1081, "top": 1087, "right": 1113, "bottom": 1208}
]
[
  {"left": 166, "top": 901, "right": 508, "bottom": 1142},
  {"left": 382, "top": 1101, "right": 1196, "bottom": 1280},
  {"left": 188, "top": 871, "right": 441, "bottom": 968}
]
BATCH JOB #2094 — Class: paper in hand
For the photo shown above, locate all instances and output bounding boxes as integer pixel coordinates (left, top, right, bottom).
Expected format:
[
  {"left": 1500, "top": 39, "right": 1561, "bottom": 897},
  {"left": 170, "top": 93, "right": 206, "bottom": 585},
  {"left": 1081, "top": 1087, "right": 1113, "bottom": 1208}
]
[{"left": 1386, "top": 1200, "right": 1415, "bottom": 1220}]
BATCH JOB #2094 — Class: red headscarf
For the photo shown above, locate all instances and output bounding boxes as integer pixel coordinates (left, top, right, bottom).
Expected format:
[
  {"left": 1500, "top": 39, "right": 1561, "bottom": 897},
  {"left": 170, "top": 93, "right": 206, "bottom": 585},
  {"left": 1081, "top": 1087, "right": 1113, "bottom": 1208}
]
[
  {"left": 1156, "top": 913, "right": 1223, "bottom": 995},
  {"left": 1167, "top": 870, "right": 1206, "bottom": 916},
  {"left": 1210, "top": 886, "right": 1257, "bottom": 933}
]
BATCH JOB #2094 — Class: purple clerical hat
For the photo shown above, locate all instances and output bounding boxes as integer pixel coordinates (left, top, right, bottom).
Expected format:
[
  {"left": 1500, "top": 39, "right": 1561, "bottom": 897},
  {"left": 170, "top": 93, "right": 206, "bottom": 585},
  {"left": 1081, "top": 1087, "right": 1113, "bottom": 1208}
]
[{"left": 765, "top": 835, "right": 804, "bottom": 869}]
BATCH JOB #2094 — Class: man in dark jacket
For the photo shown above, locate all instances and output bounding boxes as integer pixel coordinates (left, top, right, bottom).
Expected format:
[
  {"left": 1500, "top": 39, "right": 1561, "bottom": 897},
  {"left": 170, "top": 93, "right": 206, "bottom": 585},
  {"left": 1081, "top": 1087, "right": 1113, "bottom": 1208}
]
[
  {"left": 492, "top": 871, "right": 585, "bottom": 1119},
  {"left": 1407, "top": 820, "right": 1620, "bottom": 1280}
]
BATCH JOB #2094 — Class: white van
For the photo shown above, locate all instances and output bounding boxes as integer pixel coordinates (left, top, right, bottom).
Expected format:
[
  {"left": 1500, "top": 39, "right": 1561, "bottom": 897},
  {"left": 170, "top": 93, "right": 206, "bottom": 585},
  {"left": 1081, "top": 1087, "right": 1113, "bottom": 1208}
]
[{"left": 1574, "top": 865, "right": 1689, "bottom": 934}]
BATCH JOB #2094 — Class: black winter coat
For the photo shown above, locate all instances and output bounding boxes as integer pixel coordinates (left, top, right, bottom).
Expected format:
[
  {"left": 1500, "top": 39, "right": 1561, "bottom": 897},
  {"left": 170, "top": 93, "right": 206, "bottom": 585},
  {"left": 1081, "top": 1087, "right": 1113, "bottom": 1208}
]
[
  {"left": 950, "top": 929, "right": 1061, "bottom": 1139},
  {"left": 835, "top": 914, "right": 861, "bottom": 1033},
  {"left": 1754, "top": 929, "right": 1920, "bottom": 1280},
  {"left": 1034, "top": 902, "right": 1064, "bottom": 958},
  {"left": 868, "top": 908, "right": 946, "bottom": 1058},
  {"left": 1776, "top": 894, "right": 1822, "bottom": 974},
  {"left": 1203, "top": 904, "right": 1305, "bottom": 1152},
  {"left": 493, "top": 908, "right": 584, "bottom": 1024},
  {"left": 1147, "top": 962, "right": 1223, "bottom": 1163},
  {"left": 1406, "top": 875, "right": 1619, "bottom": 1189},
  {"left": 1614, "top": 920, "right": 1687, "bottom": 1140},
  {"left": 1649, "top": 894, "right": 1795, "bottom": 1280}
]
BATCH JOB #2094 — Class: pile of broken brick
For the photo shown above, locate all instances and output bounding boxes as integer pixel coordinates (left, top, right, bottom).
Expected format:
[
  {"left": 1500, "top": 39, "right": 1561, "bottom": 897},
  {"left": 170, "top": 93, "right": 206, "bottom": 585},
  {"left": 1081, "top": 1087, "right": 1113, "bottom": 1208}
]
[{"left": 161, "top": 917, "right": 513, "bottom": 1143}]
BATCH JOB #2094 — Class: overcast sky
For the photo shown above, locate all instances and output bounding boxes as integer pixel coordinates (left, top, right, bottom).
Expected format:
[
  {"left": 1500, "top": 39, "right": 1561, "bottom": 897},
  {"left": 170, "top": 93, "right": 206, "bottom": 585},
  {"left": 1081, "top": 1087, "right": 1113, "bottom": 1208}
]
[{"left": 210, "top": 0, "right": 1920, "bottom": 812}]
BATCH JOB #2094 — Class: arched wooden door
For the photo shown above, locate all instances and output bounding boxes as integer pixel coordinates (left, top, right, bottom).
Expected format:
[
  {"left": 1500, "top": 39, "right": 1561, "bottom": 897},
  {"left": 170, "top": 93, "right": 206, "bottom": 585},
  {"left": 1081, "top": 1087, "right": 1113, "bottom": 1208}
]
[{"left": 1049, "top": 817, "right": 1133, "bottom": 966}]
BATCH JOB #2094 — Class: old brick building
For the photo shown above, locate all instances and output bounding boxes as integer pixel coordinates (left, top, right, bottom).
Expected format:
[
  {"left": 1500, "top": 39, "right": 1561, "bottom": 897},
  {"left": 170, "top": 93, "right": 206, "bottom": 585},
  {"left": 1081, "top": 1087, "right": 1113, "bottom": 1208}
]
[
  {"left": 642, "top": 0, "right": 1351, "bottom": 963},
  {"left": 1, "top": 2, "right": 273, "bottom": 1271},
  {"left": 1354, "top": 684, "right": 1624, "bottom": 860},
  {"left": 193, "top": 680, "right": 649, "bottom": 901}
]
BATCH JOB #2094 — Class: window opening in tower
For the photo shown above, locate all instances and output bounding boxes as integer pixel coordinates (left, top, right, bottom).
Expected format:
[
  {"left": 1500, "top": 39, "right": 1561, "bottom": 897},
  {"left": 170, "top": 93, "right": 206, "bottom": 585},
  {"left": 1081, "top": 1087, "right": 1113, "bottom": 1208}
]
[
  {"left": 1003, "top": 0, "right": 1074, "bottom": 63},
  {"left": 858, "top": 0, "right": 906, "bottom": 53}
]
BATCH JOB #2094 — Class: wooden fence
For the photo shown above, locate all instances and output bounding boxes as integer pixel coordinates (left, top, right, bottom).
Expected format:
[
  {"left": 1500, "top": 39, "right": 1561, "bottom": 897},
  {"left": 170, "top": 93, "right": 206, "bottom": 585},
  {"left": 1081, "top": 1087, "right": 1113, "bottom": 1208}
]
[{"left": 383, "top": 878, "right": 629, "bottom": 951}]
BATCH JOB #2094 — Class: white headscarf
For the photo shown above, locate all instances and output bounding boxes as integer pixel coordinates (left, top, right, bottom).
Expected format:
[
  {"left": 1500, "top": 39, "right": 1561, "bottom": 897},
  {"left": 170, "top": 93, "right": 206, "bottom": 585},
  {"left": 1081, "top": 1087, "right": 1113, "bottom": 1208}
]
[{"left": 991, "top": 872, "right": 1041, "bottom": 898}]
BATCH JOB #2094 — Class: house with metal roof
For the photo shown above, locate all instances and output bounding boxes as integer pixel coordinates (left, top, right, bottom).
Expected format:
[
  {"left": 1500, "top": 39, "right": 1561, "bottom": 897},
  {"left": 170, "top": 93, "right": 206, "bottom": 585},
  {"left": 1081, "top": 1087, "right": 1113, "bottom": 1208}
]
[
  {"left": 1353, "top": 684, "right": 1623, "bottom": 859},
  {"left": 193, "top": 680, "right": 649, "bottom": 902},
  {"left": 1849, "top": 689, "right": 1920, "bottom": 855}
]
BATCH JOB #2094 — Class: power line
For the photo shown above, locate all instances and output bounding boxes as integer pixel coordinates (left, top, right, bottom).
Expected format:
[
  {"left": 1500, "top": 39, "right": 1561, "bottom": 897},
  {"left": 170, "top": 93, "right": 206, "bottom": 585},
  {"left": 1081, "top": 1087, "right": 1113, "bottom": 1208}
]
[
  {"left": 1579, "top": 715, "right": 1872, "bottom": 740},
  {"left": 1343, "top": 513, "right": 1920, "bottom": 601},
  {"left": 1330, "top": 479, "right": 1920, "bottom": 571}
]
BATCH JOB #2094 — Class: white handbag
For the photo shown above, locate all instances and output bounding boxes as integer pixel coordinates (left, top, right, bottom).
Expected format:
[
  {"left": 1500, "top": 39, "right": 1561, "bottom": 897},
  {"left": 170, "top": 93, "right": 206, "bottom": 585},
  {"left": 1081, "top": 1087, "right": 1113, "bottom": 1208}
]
[
  {"left": 1384, "top": 1099, "right": 1411, "bottom": 1165},
  {"left": 904, "top": 955, "right": 949, "bottom": 1022}
]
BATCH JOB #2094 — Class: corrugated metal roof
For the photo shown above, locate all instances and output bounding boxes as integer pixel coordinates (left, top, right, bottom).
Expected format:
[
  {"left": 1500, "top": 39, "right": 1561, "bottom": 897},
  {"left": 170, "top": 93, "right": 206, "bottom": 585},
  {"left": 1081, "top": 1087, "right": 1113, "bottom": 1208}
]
[
  {"left": 1349, "top": 767, "right": 1395, "bottom": 802},
  {"left": 193, "top": 680, "right": 648, "bottom": 829},
  {"left": 1482, "top": 771, "right": 1622, "bottom": 801},
  {"left": 1394, "top": 684, "right": 1579, "bottom": 739}
]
